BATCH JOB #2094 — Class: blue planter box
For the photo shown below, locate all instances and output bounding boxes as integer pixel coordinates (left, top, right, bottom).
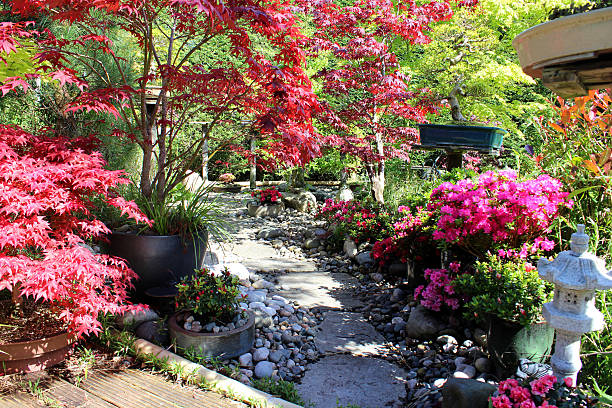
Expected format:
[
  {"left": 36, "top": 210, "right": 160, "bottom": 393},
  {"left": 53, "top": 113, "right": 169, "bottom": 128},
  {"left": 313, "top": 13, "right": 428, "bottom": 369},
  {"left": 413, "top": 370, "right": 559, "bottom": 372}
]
[{"left": 418, "top": 124, "right": 506, "bottom": 150}]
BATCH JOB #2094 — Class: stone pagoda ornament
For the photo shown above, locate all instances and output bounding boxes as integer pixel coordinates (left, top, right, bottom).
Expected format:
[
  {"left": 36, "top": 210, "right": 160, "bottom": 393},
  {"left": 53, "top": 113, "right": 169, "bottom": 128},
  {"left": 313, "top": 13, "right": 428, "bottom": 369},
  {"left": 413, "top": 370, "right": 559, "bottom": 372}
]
[{"left": 538, "top": 224, "right": 612, "bottom": 383}]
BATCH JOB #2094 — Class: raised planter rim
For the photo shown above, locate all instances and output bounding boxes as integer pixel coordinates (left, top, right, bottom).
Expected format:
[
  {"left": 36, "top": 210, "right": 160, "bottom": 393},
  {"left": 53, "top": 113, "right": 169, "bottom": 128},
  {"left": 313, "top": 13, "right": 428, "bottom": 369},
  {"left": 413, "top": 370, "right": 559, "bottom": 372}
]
[
  {"left": 418, "top": 123, "right": 507, "bottom": 133},
  {"left": 168, "top": 310, "right": 255, "bottom": 339},
  {"left": 513, "top": 7, "right": 612, "bottom": 78},
  {"left": 0, "top": 331, "right": 77, "bottom": 360}
]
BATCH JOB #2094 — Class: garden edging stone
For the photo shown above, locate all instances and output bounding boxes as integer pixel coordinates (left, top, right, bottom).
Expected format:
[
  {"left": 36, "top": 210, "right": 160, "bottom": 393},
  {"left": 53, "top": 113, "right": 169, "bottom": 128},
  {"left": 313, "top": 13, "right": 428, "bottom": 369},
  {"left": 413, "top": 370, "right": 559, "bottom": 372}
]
[{"left": 133, "top": 338, "right": 303, "bottom": 408}]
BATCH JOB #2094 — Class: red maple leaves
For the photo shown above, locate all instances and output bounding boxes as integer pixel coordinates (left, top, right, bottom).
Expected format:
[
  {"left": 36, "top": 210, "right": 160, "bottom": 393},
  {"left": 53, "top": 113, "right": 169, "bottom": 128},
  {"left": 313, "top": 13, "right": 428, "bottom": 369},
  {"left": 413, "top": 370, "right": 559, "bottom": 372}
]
[{"left": 0, "top": 125, "right": 150, "bottom": 336}]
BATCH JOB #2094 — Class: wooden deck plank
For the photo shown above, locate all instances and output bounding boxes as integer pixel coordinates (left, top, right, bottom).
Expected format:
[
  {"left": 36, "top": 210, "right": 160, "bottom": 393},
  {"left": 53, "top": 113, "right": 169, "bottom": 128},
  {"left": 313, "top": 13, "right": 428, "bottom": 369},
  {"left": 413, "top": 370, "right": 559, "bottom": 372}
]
[
  {"left": 0, "top": 391, "right": 48, "bottom": 408},
  {"left": 43, "top": 378, "right": 119, "bottom": 408},
  {"left": 80, "top": 370, "right": 243, "bottom": 408}
]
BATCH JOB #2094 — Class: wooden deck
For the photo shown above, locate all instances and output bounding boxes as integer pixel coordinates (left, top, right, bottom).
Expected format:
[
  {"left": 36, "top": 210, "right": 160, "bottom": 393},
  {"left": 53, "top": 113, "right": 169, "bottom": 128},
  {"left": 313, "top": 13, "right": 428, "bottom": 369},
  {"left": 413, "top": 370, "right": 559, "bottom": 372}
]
[{"left": 0, "top": 369, "right": 248, "bottom": 408}]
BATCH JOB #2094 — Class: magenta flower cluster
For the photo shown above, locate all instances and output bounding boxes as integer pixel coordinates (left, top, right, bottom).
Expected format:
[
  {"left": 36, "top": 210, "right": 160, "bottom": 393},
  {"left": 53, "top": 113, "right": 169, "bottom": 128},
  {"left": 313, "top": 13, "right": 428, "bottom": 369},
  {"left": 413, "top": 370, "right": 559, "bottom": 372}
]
[
  {"left": 491, "top": 376, "right": 595, "bottom": 408},
  {"left": 414, "top": 262, "right": 463, "bottom": 312},
  {"left": 428, "top": 170, "right": 572, "bottom": 257}
]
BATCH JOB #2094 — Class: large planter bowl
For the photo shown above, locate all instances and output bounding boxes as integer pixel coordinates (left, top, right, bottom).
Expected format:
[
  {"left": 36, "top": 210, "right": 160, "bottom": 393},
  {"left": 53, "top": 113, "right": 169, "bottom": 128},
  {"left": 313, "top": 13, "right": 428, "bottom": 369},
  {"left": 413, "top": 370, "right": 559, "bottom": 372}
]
[
  {"left": 0, "top": 332, "right": 76, "bottom": 375},
  {"left": 487, "top": 318, "right": 554, "bottom": 378},
  {"left": 169, "top": 311, "right": 255, "bottom": 359},
  {"left": 108, "top": 230, "right": 208, "bottom": 297},
  {"left": 513, "top": 7, "right": 612, "bottom": 79},
  {"left": 247, "top": 201, "right": 284, "bottom": 217},
  {"left": 418, "top": 124, "right": 506, "bottom": 150}
]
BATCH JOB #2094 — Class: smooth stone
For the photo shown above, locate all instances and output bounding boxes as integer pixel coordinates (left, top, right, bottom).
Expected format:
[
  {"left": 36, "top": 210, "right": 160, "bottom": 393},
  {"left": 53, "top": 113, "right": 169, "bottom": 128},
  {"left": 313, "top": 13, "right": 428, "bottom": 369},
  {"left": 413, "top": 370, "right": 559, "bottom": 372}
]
[
  {"left": 257, "top": 228, "right": 284, "bottom": 239},
  {"left": 436, "top": 335, "right": 458, "bottom": 345},
  {"left": 405, "top": 305, "right": 448, "bottom": 339},
  {"left": 239, "top": 353, "right": 253, "bottom": 367},
  {"left": 304, "top": 238, "right": 321, "bottom": 249},
  {"left": 369, "top": 273, "right": 384, "bottom": 283},
  {"left": 248, "top": 291, "right": 267, "bottom": 303},
  {"left": 343, "top": 238, "right": 358, "bottom": 259},
  {"left": 355, "top": 251, "right": 373, "bottom": 265},
  {"left": 441, "top": 378, "right": 496, "bottom": 408},
  {"left": 473, "top": 328, "right": 487, "bottom": 347},
  {"left": 135, "top": 320, "right": 168, "bottom": 345},
  {"left": 253, "top": 310, "right": 274, "bottom": 329},
  {"left": 254, "top": 361, "right": 275, "bottom": 378},
  {"left": 269, "top": 350, "right": 284, "bottom": 363},
  {"left": 253, "top": 347, "right": 270, "bottom": 362},
  {"left": 474, "top": 357, "right": 492, "bottom": 373},
  {"left": 117, "top": 309, "right": 160, "bottom": 329}
]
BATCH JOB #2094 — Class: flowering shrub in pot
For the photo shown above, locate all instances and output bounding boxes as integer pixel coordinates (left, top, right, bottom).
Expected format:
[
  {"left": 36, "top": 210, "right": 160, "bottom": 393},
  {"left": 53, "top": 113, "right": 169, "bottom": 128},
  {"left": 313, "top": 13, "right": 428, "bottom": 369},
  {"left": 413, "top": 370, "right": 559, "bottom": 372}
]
[
  {"left": 0, "top": 125, "right": 148, "bottom": 372},
  {"left": 490, "top": 376, "right": 598, "bottom": 408},
  {"left": 169, "top": 267, "right": 254, "bottom": 359},
  {"left": 453, "top": 254, "right": 555, "bottom": 376},
  {"left": 251, "top": 187, "right": 283, "bottom": 206}
]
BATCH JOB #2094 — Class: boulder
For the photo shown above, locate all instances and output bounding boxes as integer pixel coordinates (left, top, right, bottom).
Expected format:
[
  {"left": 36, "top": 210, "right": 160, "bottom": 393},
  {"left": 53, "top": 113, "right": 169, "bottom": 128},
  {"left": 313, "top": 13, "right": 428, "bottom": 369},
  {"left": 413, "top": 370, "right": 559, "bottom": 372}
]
[
  {"left": 343, "top": 238, "right": 358, "bottom": 259},
  {"left": 117, "top": 309, "right": 159, "bottom": 329},
  {"left": 283, "top": 190, "right": 317, "bottom": 213},
  {"left": 441, "top": 378, "right": 496, "bottom": 408},
  {"left": 135, "top": 320, "right": 168, "bottom": 345},
  {"left": 254, "top": 361, "right": 275, "bottom": 378},
  {"left": 355, "top": 251, "right": 373, "bottom": 266},
  {"left": 405, "top": 305, "right": 448, "bottom": 339},
  {"left": 257, "top": 228, "right": 284, "bottom": 239},
  {"left": 304, "top": 238, "right": 321, "bottom": 249},
  {"left": 335, "top": 187, "right": 354, "bottom": 202}
]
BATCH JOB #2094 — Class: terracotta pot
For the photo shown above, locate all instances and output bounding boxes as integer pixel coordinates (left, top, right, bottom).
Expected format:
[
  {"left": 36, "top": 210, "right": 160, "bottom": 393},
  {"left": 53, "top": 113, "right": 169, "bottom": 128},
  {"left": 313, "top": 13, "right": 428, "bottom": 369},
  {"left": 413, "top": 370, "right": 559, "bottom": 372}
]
[
  {"left": 168, "top": 311, "right": 255, "bottom": 359},
  {"left": 0, "top": 331, "right": 76, "bottom": 375}
]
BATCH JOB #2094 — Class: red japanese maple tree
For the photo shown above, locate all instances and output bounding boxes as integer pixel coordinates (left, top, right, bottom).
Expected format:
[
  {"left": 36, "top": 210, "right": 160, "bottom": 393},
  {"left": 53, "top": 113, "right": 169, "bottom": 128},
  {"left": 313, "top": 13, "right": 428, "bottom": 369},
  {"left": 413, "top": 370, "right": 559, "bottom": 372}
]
[
  {"left": 0, "top": 124, "right": 150, "bottom": 336},
  {"left": 304, "top": 0, "right": 476, "bottom": 202},
  {"left": 3, "top": 0, "right": 321, "bottom": 203}
]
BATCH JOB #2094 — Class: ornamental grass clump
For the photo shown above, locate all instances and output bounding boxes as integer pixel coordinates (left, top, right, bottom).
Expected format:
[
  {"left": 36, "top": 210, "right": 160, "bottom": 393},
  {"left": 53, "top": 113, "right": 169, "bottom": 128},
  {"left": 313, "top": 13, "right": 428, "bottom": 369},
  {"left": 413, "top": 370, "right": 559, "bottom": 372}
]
[
  {"left": 428, "top": 170, "right": 572, "bottom": 258},
  {"left": 175, "top": 267, "right": 243, "bottom": 324},
  {"left": 251, "top": 187, "right": 283, "bottom": 206},
  {"left": 453, "top": 254, "right": 553, "bottom": 326}
]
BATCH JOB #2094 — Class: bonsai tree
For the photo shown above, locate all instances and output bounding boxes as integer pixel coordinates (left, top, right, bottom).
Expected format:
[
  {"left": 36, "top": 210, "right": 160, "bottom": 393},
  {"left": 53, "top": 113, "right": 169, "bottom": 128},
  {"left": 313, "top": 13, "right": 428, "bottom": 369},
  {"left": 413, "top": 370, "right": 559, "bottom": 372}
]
[
  {"left": 3, "top": 0, "right": 321, "bottom": 206},
  {"left": 0, "top": 124, "right": 149, "bottom": 336}
]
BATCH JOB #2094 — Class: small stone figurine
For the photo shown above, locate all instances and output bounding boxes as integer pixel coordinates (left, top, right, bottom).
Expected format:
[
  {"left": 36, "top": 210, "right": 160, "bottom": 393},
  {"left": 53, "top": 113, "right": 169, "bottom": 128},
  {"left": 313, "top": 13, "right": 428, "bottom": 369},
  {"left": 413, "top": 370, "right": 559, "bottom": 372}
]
[{"left": 538, "top": 224, "right": 612, "bottom": 384}]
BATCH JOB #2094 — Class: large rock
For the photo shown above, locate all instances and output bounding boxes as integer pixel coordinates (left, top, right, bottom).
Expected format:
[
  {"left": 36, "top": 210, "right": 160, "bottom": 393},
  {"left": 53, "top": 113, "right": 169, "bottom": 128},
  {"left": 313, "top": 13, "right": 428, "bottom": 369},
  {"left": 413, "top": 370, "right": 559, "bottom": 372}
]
[
  {"left": 335, "top": 187, "right": 354, "bottom": 202},
  {"left": 405, "top": 305, "right": 448, "bottom": 339},
  {"left": 343, "top": 238, "right": 358, "bottom": 259},
  {"left": 441, "top": 378, "right": 496, "bottom": 408},
  {"left": 283, "top": 190, "right": 317, "bottom": 213},
  {"left": 355, "top": 251, "right": 373, "bottom": 266},
  {"left": 257, "top": 228, "right": 284, "bottom": 239},
  {"left": 135, "top": 320, "right": 168, "bottom": 344},
  {"left": 254, "top": 361, "right": 275, "bottom": 378},
  {"left": 117, "top": 309, "right": 159, "bottom": 329}
]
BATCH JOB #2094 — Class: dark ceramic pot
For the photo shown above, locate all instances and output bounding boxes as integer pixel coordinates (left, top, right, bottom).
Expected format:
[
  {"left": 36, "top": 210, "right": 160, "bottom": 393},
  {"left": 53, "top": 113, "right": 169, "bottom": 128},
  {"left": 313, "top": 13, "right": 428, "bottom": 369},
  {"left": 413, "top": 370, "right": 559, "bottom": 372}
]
[
  {"left": 168, "top": 311, "right": 255, "bottom": 359},
  {"left": 109, "top": 230, "right": 208, "bottom": 297},
  {"left": 0, "top": 332, "right": 76, "bottom": 375},
  {"left": 487, "top": 317, "right": 554, "bottom": 378}
]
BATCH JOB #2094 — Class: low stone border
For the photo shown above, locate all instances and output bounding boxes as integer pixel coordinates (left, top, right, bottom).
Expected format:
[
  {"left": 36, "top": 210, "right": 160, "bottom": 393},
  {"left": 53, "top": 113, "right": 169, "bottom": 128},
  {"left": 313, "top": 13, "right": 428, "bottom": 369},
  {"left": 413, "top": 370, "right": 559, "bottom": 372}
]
[{"left": 133, "top": 339, "right": 303, "bottom": 408}]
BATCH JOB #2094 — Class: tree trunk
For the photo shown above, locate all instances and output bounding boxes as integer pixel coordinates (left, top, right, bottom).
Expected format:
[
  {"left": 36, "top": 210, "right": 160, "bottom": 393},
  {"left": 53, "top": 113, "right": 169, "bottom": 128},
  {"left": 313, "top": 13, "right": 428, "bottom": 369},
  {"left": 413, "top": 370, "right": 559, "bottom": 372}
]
[
  {"left": 249, "top": 134, "right": 257, "bottom": 190},
  {"left": 201, "top": 123, "right": 209, "bottom": 182},
  {"left": 291, "top": 167, "right": 306, "bottom": 188}
]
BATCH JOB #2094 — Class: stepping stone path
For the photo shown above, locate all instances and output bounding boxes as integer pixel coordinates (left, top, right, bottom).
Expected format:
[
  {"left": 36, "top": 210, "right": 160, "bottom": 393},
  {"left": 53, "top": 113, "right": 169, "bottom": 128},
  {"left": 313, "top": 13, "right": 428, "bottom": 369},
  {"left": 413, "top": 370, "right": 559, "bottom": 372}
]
[{"left": 209, "top": 190, "right": 408, "bottom": 408}]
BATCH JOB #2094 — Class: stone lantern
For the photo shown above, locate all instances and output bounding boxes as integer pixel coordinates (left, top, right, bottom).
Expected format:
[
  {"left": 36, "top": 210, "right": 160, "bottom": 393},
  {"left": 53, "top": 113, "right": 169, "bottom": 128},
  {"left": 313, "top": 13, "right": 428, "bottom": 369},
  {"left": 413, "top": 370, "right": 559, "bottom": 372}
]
[{"left": 537, "top": 224, "right": 612, "bottom": 383}]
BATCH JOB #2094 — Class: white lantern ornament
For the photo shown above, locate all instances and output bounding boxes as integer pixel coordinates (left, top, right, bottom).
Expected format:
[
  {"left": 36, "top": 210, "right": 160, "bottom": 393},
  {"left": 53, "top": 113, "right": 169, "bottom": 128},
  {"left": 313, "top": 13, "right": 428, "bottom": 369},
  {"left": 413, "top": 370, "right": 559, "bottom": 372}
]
[{"left": 538, "top": 224, "right": 612, "bottom": 384}]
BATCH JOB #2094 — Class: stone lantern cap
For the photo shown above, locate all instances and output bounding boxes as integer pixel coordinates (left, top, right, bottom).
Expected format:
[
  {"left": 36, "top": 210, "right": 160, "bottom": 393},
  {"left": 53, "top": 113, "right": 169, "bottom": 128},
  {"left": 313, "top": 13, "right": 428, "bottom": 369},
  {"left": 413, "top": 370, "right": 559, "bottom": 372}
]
[{"left": 538, "top": 225, "right": 612, "bottom": 291}]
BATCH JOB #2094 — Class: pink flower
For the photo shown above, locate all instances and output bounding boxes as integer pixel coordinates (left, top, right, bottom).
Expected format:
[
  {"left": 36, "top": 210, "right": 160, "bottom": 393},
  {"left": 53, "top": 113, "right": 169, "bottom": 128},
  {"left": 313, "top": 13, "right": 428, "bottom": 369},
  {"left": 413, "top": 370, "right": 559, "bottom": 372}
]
[
  {"left": 510, "top": 386, "right": 531, "bottom": 402},
  {"left": 530, "top": 375, "right": 556, "bottom": 396},
  {"left": 563, "top": 377, "right": 573, "bottom": 388},
  {"left": 490, "top": 395, "right": 512, "bottom": 408}
]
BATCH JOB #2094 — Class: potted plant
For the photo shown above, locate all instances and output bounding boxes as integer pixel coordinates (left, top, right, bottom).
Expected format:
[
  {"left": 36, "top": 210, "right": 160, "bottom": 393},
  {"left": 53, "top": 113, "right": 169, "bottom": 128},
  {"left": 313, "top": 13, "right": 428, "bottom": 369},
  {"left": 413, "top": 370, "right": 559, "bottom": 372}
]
[
  {"left": 453, "top": 254, "right": 555, "bottom": 377},
  {"left": 168, "top": 267, "right": 254, "bottom": 359},
  {"left": 247, "top": 187, "right": 285, "bottom": 217},
  {"left": 107, "top": 182, "right": 226, "bottom": 297},
  {"left": 418, "top": 123, "right": 507, "bottom": 150},
  {"left": 0, "top": 125, "right": 147, "bottom": 374}
]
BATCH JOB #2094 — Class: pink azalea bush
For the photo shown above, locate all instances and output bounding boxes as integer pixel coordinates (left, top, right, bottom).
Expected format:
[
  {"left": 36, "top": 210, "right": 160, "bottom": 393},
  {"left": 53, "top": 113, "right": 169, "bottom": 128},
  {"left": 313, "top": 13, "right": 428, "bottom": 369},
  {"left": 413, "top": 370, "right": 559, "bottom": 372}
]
[
  {"left": 372, "top": 206, "right": 433, "bottom": 267},
  {"left": 414, "top": 262, "right": 465, "bottom": 311},
  {"left": 491, "top": 376, "right": 597, "bottom": 407},
  {"left": 428, "top": 170, "right": 572, "bottom": 258}
]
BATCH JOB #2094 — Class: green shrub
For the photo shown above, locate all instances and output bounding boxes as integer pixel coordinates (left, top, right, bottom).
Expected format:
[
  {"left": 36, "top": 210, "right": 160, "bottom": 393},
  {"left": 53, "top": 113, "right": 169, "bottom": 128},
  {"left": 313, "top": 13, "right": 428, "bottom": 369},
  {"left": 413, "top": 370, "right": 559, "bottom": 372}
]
[{"left": 581, "top": 290, "right": 612, "bottom": 389}]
